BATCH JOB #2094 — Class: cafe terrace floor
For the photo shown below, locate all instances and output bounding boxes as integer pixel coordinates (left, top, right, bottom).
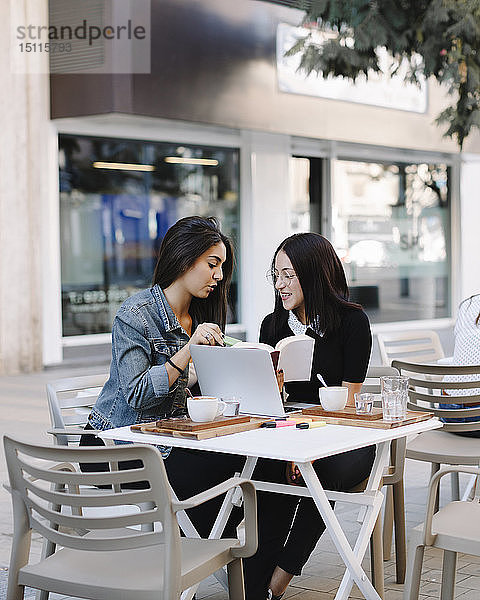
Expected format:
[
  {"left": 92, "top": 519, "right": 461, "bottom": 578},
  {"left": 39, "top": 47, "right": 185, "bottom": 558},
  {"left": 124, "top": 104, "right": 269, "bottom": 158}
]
[{"left": 1, "top": 365, "right": 479, "bottom": 600}]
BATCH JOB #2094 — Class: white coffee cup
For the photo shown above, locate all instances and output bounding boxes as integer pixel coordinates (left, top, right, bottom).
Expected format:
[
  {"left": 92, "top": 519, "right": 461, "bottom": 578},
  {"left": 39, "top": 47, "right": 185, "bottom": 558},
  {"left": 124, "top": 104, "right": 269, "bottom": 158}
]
[
  {"left": 319, "top": 386, "right": 348, "bottom": 411},
  {"left": 187, "top": 396, "right": 225, "bottom": 422}
]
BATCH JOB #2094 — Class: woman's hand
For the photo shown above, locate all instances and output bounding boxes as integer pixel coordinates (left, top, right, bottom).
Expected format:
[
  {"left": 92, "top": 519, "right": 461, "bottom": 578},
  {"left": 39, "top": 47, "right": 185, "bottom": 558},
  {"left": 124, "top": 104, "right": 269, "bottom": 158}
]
[
  {"left": 276, "top": 369, "right": 284, "bottom": 393},
  {"left": 343, "top": 381, "right": 362, "bottom": 407},
  {"left": 285, "top": 461, "right": 304, "bottom": 485},
  {"left": 189, "top": 322, "right": 224, "bottom": 347},
  {"left": 165, "top": 323, "right": 223, "bottom": 387}
]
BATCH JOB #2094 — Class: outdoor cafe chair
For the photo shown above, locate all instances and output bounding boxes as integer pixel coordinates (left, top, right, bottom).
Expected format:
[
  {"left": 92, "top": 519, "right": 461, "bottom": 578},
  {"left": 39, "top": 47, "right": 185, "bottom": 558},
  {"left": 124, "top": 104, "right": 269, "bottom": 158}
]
[
  {"left": 4, "top": 436, "right": 257, "bottom": 600},
  {"left": 392, "top": 360, "right": 480, "bottom": 512},
  {"left": 362, "top": 366, "right": 407, "bottom": 588},
  {"left": 404, "top": 465, "right": 480, "bottom": 600},
  {"left": 46, "top": 374, "right": 108, "bottom": 447},
  {"left": 376, "top": 330, "right": 445, "bottom": 367},
  {"left": 41, "top": 374, "right": 152, "bottom": 600}
]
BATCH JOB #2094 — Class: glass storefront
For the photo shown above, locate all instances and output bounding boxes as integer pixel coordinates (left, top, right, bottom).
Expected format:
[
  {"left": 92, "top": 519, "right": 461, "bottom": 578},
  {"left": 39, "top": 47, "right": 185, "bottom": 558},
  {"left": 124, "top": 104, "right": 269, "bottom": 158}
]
[
  {"left": 59, "top": 134, "right": 240, "bottom": 337},
  {"left": 288, "top": 157, "right": 311, "bottom": 233},
  {"left": 332, "top": 159, "right": 450, "bottom": 323}
]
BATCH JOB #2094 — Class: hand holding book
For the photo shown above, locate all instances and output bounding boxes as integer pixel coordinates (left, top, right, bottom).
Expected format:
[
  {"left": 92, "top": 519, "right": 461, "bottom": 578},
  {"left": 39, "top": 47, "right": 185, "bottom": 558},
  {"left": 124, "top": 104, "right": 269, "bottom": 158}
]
[{"left": 228, "top": 334, "right": 315, "bottom": 382}]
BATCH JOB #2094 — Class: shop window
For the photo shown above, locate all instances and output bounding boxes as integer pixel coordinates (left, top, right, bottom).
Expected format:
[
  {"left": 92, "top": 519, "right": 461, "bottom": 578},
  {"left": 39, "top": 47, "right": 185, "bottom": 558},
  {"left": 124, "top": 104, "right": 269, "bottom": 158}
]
[
  {"left": 288, "top": 156, "right": 323, "bottom": 234},
  {"left": 332, "top": 160, "right": 450, "bottom": 323},
  {"left": 288, "top": 157, "right": 311, "bottom": 233},
  {"left": 59, "top": 134, "right": 240, "bottom": 337}
]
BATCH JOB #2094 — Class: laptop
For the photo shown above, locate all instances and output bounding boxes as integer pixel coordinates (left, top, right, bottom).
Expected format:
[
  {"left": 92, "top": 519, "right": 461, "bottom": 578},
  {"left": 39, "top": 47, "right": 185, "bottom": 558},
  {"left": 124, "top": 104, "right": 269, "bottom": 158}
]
[{"left": 190, "top": 345, "right": 310, "bottom": 417}]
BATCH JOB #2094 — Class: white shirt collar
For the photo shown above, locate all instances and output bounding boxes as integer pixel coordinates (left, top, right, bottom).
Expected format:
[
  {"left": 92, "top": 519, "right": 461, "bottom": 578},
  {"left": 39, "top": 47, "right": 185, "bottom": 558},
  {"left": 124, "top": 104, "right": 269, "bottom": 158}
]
[
  {"left": 288, "top": 310, "right": 324, "bottom": 337},
  {"left": 288, "top": 311, "right": 308, "bottom": 335}
]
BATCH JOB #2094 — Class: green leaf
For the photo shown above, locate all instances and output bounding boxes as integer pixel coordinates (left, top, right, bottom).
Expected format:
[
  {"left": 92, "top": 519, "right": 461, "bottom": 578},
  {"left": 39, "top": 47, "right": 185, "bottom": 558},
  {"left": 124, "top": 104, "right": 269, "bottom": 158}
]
[{"left": 289, "top": 0, "right": 480, "bottom": 148}]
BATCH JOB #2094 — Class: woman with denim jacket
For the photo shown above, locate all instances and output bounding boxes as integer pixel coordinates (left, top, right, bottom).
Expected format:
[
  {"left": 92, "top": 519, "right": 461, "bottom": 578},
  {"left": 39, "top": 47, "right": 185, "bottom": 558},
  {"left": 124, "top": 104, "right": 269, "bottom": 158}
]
[
  {"left": 81, "top": 215, "right": 289, "bottom": 599},
  {"left": 81, "top": 215, "right": 247, "bottom": 504},
  {"left": 85, "top": 215, "right": 232, "bottom": 435}
]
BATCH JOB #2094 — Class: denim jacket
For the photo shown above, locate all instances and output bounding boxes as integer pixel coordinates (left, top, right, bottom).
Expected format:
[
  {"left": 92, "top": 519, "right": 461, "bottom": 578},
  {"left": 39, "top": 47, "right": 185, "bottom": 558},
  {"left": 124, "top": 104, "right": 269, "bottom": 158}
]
[{"left": 89, "top": 285, "right": 190, "bottom": 433}]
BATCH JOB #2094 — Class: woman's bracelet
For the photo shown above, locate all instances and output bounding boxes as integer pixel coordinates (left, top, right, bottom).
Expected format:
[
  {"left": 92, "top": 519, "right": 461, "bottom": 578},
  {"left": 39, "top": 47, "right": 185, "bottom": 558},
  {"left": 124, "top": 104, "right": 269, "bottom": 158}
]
[{"left": 166, "top": 357, "right": 185, "bottom": 375}]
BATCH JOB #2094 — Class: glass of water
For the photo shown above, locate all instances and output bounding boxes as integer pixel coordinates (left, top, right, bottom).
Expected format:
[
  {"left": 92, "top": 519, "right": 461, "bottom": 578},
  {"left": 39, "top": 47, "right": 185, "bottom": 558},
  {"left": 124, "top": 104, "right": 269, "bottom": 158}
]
[
  {"left": 222, "top": 397, "right": 241, "bottom": 416},
  {"left": 381, "top": 376, "right": 409, "bottom": 422},
  {"left": 354, "top": 392, "right": 374, "bottom": 415}
]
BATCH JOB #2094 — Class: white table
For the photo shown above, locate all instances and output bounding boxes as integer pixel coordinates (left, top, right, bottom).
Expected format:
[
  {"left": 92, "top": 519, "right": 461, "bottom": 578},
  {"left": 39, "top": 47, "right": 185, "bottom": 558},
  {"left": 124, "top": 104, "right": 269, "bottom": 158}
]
[{"left": 101, "top": 418, "right": 441, "bottom": 600}]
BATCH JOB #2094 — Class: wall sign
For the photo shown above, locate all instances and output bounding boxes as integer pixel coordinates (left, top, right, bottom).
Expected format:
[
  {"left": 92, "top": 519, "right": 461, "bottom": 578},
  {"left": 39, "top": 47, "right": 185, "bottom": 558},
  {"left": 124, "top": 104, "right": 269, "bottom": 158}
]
[{"left": 277, "top": 23, "right": 428, "bottom": 113}]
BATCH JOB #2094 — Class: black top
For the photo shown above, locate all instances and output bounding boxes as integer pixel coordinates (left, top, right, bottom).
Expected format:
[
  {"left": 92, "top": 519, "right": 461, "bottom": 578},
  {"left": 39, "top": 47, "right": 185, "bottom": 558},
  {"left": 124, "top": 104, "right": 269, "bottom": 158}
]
[{"left": 259, "top": 307, "right": 372, "bottom": 403}]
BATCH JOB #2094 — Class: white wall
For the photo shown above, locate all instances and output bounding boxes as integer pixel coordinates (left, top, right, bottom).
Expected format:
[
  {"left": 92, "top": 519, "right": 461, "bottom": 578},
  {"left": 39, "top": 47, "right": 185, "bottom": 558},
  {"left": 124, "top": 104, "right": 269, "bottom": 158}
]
[
  {"left": 0, "top": 0, "right": 57, "bottom": 374},
  {"left": 240, "top": 131, "right": 292, "bottom": 341},
  {"left": 459, "top": 155, "right": 480, "bottom": 301}
]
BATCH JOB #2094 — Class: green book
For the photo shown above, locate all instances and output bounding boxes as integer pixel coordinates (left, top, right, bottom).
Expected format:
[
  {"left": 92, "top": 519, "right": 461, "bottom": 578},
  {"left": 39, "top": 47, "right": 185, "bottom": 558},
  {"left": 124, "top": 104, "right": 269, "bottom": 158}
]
[{"left": 223, "top": 335, "right": 243, "bottom": 347}]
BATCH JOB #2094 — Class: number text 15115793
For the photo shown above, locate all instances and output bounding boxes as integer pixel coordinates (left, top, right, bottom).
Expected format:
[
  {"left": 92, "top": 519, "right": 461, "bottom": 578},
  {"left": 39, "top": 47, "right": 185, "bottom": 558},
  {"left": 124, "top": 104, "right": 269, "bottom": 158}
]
[{"left": 18, "top": 42, "right": 72, "bottom": 53}]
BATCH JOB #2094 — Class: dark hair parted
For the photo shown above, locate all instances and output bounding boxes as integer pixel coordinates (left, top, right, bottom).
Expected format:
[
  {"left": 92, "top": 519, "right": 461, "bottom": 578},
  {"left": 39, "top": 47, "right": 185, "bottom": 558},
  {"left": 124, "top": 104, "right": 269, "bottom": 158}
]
[
  {"left": 153, "top": 216, "right": 233, "bottom": 329},
  {"left": 270, "top": 233, "right": 362, "bottom": 334}
]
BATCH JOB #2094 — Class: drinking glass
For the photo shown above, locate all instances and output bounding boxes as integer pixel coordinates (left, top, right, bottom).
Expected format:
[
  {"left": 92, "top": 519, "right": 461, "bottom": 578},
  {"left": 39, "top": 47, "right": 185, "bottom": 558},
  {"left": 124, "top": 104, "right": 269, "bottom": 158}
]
[
  {"left": 354, "top": 392, "right": 374, "bottom": 415},
  {"left": 222, "top": 397, "right": 241, "bottom": 416},
  {"left": 381, "top": 376, "right": 409, "bottom": 421}
]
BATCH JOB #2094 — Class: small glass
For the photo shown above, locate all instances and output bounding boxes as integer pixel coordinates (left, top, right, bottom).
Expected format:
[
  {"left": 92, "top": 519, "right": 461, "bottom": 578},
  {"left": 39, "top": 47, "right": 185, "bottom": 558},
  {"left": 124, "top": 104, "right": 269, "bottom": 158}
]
[
  {"left": 381, "top": 376, "right": 409, "bottom": 422},
  {"left": 222, "top": 397, "right": 241, "bottom": 416},
  {"left": 354, "top": 393, "right": 374, "bottom": 415}
]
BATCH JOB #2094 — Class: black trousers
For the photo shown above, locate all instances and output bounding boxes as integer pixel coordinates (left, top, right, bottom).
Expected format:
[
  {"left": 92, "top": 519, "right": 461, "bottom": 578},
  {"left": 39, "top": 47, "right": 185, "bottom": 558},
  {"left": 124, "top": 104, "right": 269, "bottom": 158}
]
[
  {"left": 164, "top": 444, "right": 375, "bottom": 600},
  {"left": 454, "top": 430, "right": 480, "bottom": 438},
  {"left": 164, "top": 447, "right": 287, "bottom": 599},
  {"left": 275, "top": 444, "right": 375, "bottom": 576}
]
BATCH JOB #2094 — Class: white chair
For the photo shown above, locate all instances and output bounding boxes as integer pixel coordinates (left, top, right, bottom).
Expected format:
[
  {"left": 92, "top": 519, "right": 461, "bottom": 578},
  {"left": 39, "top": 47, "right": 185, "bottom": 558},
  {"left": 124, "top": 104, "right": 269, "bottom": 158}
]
[
  {"left": 46, "top": 374, "right": 108, "bottom": 446},
  {"left": 404, "top": 465, "right": 480, "bottom": 600},
  {"left": 41, "top": 373, "right": 142, "bottom": 600},
  {"left": 392, "top": 360, "right": 480, "bottom": 511},
  {"left": 376, "top": 331, "right": 444, "bottom": 366},
  {"left": 4, "top": 436, "right": 257, "bottom": 600},
  {"left": 362, "top": 366, "right": 407, "bottom": 588}
]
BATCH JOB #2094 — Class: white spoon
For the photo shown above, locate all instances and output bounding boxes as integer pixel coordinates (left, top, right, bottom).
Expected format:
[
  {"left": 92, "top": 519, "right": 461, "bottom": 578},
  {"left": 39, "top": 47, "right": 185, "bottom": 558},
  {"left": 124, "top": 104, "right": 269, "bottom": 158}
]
[{"left": 317, "top": 373, "right": 328, "bottom": 388}]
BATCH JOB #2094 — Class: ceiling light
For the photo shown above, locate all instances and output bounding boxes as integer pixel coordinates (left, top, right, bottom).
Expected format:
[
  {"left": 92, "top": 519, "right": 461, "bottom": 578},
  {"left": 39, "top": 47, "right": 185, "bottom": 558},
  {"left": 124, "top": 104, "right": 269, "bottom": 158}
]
[
  {"left": 164, "top": 157, "right": 219, "bottom": 166},
  {"left": 92, "top": 161, "right": 156, "bottom": 172}
]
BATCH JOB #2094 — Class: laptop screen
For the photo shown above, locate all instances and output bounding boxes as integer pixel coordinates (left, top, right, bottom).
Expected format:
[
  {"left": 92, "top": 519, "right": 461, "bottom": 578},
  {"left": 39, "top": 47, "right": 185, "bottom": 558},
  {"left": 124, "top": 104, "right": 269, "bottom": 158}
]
[{"left": 189, "top": 345, "right": 286, "bottom": 417}]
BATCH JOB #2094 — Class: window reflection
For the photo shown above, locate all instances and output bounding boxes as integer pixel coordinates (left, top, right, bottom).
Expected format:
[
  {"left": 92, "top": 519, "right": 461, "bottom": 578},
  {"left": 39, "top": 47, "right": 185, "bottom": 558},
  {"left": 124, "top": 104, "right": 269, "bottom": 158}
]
[
  {"left": 59, "top": 135, "right": 240, "bottom": 336},
  {"left": 332, "top": 160, "right": 450, "bottom": 323},
  {"left": 288, "top": 157, "right": 311, "bottom": 233}
]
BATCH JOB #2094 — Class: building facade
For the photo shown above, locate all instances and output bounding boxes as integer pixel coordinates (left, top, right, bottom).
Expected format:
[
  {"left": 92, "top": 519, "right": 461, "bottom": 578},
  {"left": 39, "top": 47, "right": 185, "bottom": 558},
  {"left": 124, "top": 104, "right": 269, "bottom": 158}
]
[{"left": 2, "top": 0, "right": 480, "bottom": 373}]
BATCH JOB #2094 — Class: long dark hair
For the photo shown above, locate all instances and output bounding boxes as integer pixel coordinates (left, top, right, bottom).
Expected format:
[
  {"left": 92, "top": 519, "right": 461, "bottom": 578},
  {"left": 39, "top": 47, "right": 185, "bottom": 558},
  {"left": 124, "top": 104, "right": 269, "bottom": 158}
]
[
  {"left": 459, "top": 294, "right": 480, "bottom": 326},
  {"left": 269, "top": 233, "right": 361, "bottom": 334},
  {"left": 153, "top": 216, "right": 233, "bottom": 329}
]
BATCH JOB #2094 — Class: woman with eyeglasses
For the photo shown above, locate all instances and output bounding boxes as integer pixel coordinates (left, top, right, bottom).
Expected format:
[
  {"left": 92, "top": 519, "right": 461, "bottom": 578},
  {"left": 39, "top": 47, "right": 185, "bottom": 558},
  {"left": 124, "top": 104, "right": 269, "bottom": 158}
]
[{"left": 258, "top": 232, "right": 374, "bottom": 600}]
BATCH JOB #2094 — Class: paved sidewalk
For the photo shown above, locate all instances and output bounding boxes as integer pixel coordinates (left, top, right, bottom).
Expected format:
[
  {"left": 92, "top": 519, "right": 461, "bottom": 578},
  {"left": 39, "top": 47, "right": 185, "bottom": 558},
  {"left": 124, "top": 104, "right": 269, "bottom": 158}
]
[{"left": 1, "top": 365, "right": 479, "bottom": 600}]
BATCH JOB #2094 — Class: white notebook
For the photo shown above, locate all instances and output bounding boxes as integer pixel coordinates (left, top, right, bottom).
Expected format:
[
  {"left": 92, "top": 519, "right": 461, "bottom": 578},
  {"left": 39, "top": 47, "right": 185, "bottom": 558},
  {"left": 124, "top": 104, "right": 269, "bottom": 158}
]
[{"left": 232, "top": 334, "right": 314, "bottom": 382}]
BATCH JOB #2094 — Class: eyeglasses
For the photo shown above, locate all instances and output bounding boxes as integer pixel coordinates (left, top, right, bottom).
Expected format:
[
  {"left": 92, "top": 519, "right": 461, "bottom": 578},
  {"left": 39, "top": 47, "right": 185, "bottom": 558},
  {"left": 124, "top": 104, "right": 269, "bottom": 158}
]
[{"left": 266, "top": 269, "right": 298, "bottom": 287}]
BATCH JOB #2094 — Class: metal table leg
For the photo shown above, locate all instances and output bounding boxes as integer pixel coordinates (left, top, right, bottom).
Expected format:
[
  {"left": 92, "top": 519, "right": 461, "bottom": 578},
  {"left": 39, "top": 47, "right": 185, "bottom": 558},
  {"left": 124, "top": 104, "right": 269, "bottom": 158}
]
[{"left": 298, "top": 441, "right": 391, "bottom": 600}]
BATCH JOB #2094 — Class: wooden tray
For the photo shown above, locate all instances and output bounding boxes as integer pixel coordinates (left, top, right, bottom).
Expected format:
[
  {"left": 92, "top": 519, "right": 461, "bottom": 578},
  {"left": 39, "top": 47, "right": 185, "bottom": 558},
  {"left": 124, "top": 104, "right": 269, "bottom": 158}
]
[
  {"left": 302, "top": 406, "right": 383, "bottom": 420},
  {"left": 131, "top": 417, "right": 265, "bottom": 440},
  {"left": 300, "top": 409, "right": 433, "bottom": 429},
  {"left": 153, "top": 415, "right": 249, "bottom": 432}
]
